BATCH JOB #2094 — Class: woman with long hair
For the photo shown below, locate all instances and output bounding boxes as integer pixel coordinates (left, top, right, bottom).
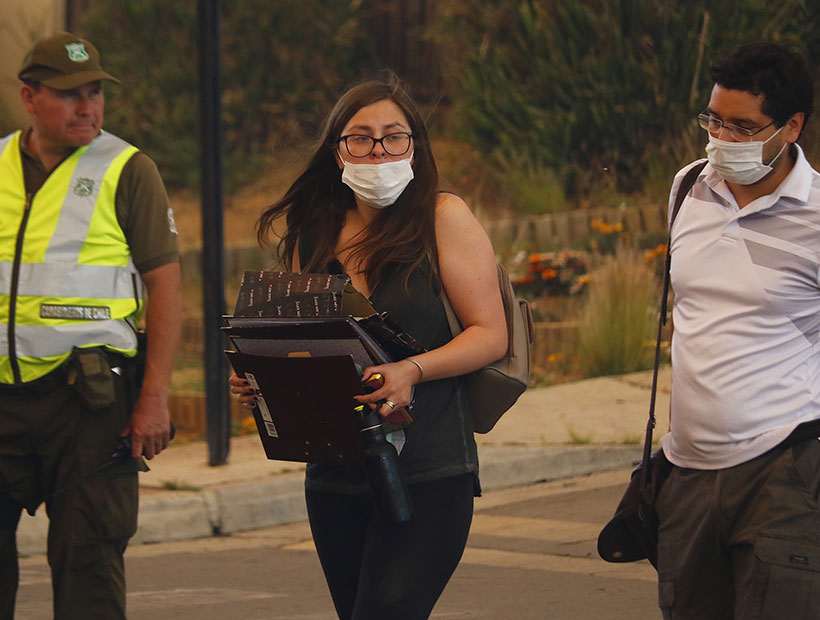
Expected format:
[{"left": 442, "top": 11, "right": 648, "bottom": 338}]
[{"left": 229, "top": 72, "right": 507, "bottom": 620}]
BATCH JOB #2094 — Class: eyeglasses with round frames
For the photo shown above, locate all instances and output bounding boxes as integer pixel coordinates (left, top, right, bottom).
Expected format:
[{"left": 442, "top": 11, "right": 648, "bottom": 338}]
[
  {"left": 339, "top": 132, "right": 413, "bottom": 158},
  {"left": 697, "top": 112, "right": 776, "bottom": 142}
]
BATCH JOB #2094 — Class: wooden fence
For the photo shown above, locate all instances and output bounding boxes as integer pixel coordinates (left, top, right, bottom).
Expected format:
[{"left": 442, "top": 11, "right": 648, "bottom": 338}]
[
  {"left": 169, "top": 390, "right": 246, "bottom": 434},
  {"left": 179, "top": 201, "right": 669, "bottom": 313},
  {"left": 483, "top": 202, "right": 667, "bottom": 249}
]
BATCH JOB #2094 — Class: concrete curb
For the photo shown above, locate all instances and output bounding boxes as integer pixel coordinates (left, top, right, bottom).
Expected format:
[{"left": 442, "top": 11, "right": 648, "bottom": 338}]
[
  {"left": 16, "top": 445, "right": 640, "bottom": 556},
  {"left": 132, "top": 473, "right": 308, "bottom": 545},
  {"left": 478, "top": 445, "right": 640, "bottom": 491}
]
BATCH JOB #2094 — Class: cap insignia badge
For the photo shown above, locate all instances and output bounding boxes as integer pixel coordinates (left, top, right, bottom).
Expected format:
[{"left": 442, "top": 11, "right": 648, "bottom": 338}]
[{"left": 64, "top": 43, "right": 90, "bottom": 63}]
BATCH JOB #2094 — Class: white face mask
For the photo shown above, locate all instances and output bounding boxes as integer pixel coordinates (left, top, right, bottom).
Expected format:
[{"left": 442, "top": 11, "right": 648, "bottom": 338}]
[
  {"left": 705, "top": 126, "right": 788, "bottom": 185},
  {"left": 340, "top": 153, "right": 414, "bottom": 208}
]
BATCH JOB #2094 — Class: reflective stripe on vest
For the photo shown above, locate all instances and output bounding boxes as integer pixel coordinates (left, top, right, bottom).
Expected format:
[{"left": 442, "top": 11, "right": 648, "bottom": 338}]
[
  {"left": 0, "top": 130, "right": 141, "bottom": 383},
  {"left": 0, "top": 133, "right": 13, "bottom": 154}
]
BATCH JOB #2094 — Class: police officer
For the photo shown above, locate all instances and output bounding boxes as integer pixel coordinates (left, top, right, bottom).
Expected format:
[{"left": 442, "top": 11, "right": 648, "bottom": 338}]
[{"left": 0, "top": 32, "right": 181, "bottom": 619}]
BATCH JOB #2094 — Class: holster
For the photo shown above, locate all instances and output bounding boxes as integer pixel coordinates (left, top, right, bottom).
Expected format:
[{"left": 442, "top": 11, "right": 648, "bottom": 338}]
[
  {"left": 68, "top": 348, "right": 117, "bottom": 411},
  {"left": 68, "top": 342, "right": 143, "bottom": 414}
]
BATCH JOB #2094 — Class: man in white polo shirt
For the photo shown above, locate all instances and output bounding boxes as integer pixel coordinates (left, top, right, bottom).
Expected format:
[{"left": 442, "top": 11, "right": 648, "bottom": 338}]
[{"left": 656, "top": 43, "right": 820, "bottom": 619}]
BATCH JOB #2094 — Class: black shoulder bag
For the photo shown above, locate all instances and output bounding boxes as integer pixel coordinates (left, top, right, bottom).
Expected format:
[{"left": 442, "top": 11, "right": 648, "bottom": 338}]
[{"left": 597, "top": 161, "right": 707, "bottom": 569}]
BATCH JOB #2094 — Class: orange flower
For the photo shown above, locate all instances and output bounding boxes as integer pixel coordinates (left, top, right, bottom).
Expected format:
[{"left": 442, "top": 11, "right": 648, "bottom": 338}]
[
  {"left": 240, "top": 416, "right": 256, "bottom": 434},
  {"left": 541, "top": 268, "right": 558, "bottom": 280},
  {"left": 644, "top": 244, "right": 667, "bottom": 261},
  {"left": 569, "top": 274, "right": 592, "bottom": 294},
  {"left": 591, "top": 218, "right": 622, "bottom": 235}
]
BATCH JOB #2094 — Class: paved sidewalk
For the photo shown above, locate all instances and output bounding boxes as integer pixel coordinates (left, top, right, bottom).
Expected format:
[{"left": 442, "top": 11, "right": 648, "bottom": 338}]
[{"left": 16, "top": 366, "right": 671, "bottom": 555}]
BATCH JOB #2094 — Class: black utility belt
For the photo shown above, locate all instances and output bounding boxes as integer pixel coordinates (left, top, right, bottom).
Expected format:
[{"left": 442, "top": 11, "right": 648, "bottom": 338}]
[
  {"left": 0, "top": 348, "right": 132, "bottom": 398},
  {"left": 0, "top": 363, "right": 70, "bottom": 396}
]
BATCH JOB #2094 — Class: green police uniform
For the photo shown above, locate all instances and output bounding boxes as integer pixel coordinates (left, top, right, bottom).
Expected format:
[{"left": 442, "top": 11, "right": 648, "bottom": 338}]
[{"left": 0, "top": 33, "right": 178, "bottom": 620}]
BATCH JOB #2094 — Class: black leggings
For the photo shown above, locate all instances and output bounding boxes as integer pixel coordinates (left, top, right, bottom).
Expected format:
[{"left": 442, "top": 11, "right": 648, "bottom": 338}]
[{"left": 305, "top": 473, "right": 475, "bottom": 620}]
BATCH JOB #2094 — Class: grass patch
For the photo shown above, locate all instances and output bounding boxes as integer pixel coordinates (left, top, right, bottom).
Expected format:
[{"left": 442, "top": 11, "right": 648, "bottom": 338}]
[
  {"left": 576, "top": 247, "right": 658, "bottom": 377},
  {"left": 502, "top": 162, "right": 570, "bottom": 215},
  {"left": 568, "top": 429, "right": 592, "bottom": 445},
  {"left": 160, "top": 479, "right": 201, "bottom": 492}
]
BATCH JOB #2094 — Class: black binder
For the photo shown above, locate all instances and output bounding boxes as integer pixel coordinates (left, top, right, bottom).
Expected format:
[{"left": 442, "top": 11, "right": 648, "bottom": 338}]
[
  {"left": 226, "top": 351, "right": 366, "bottom": 464},
  {"left": 224, "top": 272, "right": 424, "bottom": 464}
]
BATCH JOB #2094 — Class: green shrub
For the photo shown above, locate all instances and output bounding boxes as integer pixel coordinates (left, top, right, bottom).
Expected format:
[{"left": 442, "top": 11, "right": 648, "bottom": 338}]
[
  {"left": 500, "top": 161, "right": 570, "bottom": 214},
  {"left": 431, "top": 0, "right": 820, "bottom": 202},
  {"left": 576, "top": 248, "right": 657, "bottom": 377},
  {"left": 82, "top": 1, "right": 199, "bottom": 188},
  {"left": 82, "top": 0, "right": 380, "bottom": 190}
]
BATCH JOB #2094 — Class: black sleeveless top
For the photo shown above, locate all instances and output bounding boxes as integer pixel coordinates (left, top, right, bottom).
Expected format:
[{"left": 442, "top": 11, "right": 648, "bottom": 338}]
[{"left": 298, "top": 235, "right": 479, "bottom": 494}]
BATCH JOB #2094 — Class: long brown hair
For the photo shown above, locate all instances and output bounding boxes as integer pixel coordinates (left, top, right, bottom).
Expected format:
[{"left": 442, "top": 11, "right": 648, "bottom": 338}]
[{"left": 256, "top": 71, "right": 440, "bottom": 291}]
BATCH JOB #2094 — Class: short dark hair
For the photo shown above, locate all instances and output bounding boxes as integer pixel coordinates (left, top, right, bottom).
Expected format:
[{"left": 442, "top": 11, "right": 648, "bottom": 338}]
[{"left": 710, "top": 43, "right": 814, "bottom": 130}]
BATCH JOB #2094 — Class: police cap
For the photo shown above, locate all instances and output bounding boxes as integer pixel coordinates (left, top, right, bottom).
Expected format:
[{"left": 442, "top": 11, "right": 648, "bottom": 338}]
[{"left": 18, "top": 32, "right": 119, "bottom": 90}]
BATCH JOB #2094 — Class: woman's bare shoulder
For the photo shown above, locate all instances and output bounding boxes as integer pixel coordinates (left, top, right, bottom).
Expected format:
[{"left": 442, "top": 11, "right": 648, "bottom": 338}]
[
  {"left": 435, "top": 191, "right": 470, "bottom": 212},
  {"left": 434, "top": 192, "right": 478, "bottom": 229}
]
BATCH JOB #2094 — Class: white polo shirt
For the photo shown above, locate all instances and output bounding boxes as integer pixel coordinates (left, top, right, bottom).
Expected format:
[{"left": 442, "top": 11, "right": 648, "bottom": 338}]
[{"left": 661, "top": 145, "right": 820, "bottom": 469}]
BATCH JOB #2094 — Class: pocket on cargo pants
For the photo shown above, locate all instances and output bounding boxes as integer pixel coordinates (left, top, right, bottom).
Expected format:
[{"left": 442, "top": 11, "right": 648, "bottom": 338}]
[{"left": 754, "top": 534, "right": 820, "bottom": 619}]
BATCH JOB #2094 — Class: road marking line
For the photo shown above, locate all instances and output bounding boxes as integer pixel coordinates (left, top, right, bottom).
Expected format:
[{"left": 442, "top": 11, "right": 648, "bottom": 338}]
[{"left": 127, "top": 588, "right": 282, "bottom": 605}]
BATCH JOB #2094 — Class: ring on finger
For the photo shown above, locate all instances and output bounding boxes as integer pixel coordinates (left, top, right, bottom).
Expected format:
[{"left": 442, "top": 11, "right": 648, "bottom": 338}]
[{"left": 385, "top": 400, "right": 396, "bottom": 410}]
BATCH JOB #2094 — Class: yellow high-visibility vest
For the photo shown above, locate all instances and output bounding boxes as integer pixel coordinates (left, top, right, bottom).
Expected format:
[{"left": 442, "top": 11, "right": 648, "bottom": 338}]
[{"left": 0, "top": 130, "right": 142, "bottom": 384}]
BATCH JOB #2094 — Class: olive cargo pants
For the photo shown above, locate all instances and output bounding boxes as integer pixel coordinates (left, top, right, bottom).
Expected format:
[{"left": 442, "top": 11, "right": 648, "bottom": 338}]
[
  {"left": 656, "top": 436, "right": 820, "bottom": 619},
  {"left": 0, "top": 350, "right": 141, "bottom": 620}
]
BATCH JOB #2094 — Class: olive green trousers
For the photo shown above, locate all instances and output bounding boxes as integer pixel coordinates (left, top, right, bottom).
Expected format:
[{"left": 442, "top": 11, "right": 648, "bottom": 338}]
[
  {"left": 0, "top": 352, "right": 141, "bottom": 620},
  {"left": 656, "top": 436, "right": 820, "bottom": 620}
]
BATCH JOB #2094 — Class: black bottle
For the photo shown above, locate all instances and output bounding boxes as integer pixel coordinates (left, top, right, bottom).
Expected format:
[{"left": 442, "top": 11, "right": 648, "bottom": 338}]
[{"left": 356, "top": 407, "right": 414, "bottom": 525}]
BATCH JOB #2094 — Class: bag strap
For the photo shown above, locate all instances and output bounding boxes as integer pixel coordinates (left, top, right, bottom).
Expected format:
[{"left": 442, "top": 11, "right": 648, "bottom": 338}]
[
  {"left": 441, "top": 283, "right": 463, "bottom": 339},
  {"left": 639, "top": 161, "right": 707, "bottom": 489}
]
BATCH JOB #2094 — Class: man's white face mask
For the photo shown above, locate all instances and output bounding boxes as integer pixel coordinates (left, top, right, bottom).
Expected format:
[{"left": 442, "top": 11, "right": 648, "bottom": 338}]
[
  {"left": 705, "top": 125, "right": 788, "bottom": 185},
  {"left": 340, "top": 152, "right": 414, "bottom": 208}
]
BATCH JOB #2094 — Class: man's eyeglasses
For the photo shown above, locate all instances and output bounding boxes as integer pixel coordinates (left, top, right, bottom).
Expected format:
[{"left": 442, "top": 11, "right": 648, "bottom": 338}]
[
  {"left": 697, "top": 112, "right": 776, "bottom": 142},
  {"left": 339, "top": 132, "right": 413, "bottom": 158}
]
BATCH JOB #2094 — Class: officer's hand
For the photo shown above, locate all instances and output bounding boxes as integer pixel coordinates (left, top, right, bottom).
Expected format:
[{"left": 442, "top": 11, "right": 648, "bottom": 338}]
[{"left": 125, "top": 392, "right": 171, "bottom": 459}]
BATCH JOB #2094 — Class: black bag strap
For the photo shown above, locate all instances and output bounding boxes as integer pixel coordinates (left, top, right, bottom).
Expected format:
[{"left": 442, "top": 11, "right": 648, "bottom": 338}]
[{"left": 639, "top": 161, "right": 707, "bottom": 489}]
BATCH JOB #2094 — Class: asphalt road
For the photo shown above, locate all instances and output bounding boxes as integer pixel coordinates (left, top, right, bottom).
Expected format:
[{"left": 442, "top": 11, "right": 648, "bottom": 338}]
[{"left": 16, "top": 468, "right": 660, "bottom": 619}]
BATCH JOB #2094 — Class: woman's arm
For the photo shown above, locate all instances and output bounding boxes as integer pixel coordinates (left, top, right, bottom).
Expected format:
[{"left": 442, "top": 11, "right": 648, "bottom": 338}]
[{"left": 356, "top": 193, "right": 507, "bottom": 415}]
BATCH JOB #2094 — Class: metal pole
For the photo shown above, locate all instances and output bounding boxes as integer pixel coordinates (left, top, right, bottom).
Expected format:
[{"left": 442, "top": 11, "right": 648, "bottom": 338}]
[{"left": 198, "top": 0, "right": 230, "bottom": 465}]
